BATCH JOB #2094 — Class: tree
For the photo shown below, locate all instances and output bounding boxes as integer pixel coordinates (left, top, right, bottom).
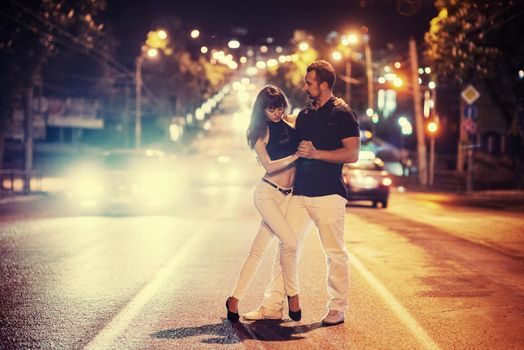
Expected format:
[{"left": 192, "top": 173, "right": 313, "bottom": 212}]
[
  {"left": 140, "top": 16, "right": 230, "bottom": 119},
  {"left": 266, "top": 46, "right": 318, "bottom": 110},
  {"left": 424, "top": 0, "right": 524, "bottom": 186},
  {"left": 424, "top": 0, "right": 524, "bottom": 120},
  {"left": 0, "top": 0, "right": 109, "bottom": 169}
]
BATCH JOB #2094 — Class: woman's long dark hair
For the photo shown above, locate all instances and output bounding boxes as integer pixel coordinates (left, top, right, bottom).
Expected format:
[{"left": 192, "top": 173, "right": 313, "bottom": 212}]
[{"left": 246, "top": 85, "right": 288, "bottom": 149}]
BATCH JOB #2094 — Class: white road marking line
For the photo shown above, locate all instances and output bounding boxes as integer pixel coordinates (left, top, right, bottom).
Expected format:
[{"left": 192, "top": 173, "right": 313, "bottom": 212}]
[
  {"left": 348, "top": 251, "right": 442, "bottom": 350},
  {"left": 83, "top": 215, "right": 219, "bottom": 350}
]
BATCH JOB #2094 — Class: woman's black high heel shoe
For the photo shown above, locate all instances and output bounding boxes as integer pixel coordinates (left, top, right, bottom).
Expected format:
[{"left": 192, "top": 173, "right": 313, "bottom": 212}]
[
  {"left": 287, "top": 295, "right": 302, "bottom": 321},
  {"left": 225, "top": 297, "right": 239, "bottom": 322}
]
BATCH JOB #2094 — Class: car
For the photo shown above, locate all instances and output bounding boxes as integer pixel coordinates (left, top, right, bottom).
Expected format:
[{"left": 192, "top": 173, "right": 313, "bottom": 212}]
[
  {"left": 342, "top": 151, "right": 392, "bottom": 208},
  {"left": 64, "top": 149, "right": 180, "bottom": 213}
]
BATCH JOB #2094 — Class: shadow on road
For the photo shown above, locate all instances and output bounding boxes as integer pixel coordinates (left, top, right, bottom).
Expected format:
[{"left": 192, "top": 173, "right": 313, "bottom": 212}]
[{"left": 151, "top": 319, "right": 327, "bottom": 344}]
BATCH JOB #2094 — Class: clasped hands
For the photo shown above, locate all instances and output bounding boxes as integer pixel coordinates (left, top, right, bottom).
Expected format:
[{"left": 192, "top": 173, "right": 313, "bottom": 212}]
[{"left": 296, "top": 140, "right": 317, "bottom": 159}]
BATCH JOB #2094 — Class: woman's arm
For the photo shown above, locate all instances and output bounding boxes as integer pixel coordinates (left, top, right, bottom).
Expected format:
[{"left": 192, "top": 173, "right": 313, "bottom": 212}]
[{"left": 254, "top": 135, "right": 299, "bottom": 174}]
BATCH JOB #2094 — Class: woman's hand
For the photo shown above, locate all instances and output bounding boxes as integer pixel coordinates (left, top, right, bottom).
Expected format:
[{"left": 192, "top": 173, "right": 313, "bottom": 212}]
[{"left": 333, "top": 97, "right": 348, "bottom": 107}]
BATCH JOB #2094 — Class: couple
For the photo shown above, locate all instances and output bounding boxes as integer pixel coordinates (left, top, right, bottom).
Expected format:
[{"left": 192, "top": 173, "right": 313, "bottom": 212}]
[{"left": 226, "top": 60, "right": 360, "bottom": 326}]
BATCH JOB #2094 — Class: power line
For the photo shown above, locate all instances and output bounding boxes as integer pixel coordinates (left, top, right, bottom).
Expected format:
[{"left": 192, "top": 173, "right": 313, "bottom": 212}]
[
  {"left": 7, "top": 0, "right": 133, "bottom": 77},
  {"left": 0, "top": 8, "right": 168, "bottom": 111}
]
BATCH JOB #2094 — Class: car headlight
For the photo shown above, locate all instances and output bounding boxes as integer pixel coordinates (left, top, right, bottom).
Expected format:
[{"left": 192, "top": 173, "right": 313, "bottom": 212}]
[
  {"left": 382, "top": 178, "right": 392, "bottom": 186},
  {"left": 70, "top": 176, "right": 105, "bottom": 198}
]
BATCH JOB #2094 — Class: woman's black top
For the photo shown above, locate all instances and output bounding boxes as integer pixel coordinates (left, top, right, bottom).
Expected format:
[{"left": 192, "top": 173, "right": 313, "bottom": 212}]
[{"left": 265, "top": 120, "right": 300, "bottom": 161}]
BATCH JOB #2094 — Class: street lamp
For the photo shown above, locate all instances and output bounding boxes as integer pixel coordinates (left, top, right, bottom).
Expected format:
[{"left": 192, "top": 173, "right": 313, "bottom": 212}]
[
  {"left": 398, "top": 116, "right": 413, "bottom": 176},
  {"left": 427, "top": 120, "right": 439, "bottom": 186},
  {"left": 332, "top": 30, "right": 373, "bottom": 108},
  {"left": 135, "top": 29, "right": 168, "bottom": 149}
]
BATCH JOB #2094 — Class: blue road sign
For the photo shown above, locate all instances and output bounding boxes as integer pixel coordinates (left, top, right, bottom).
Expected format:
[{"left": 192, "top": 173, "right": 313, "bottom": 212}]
[{"left": 464, "top": 104, "right": 478, "bottom": 120}]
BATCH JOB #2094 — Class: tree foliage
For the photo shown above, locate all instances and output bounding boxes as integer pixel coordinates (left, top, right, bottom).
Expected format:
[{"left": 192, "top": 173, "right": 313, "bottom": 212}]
[
  {"left": 423, "top": 0, "right": 524, "bottom": 120},
  {"left": 0, "top": 0, "right": 109, "bottom": 131},
  {"left": 139, "top": 16, "right": 230, "bottom": 117},
  {"left": 266, "top": 47, "right": 318, "bottom": 110}
]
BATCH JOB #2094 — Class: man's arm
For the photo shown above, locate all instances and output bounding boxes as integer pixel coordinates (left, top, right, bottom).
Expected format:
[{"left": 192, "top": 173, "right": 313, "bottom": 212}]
[{"left": 297, "top": 137, "right": 360, "bottom": 164}]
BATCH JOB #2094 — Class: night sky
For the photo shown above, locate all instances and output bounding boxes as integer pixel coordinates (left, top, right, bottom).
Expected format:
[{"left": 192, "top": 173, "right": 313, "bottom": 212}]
[{"left": 106, "top": 0, "right": 437, "bottom": 60}]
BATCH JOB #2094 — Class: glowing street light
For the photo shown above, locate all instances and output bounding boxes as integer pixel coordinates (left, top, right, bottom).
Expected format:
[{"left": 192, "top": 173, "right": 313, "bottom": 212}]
[
  {"left": 190, "top": 29, "right": 200, "bottom": 39},
  {"left": 135, "top": 29, "right": 168, "bottom": 148},
  {"left": 201, "top": 46, "right": 208, "bottom": 54},
  {"left": 393, "top": 77, "right": 404, "bottom": 88},
  {"left": 332, "top": 51, "right": 343, "bottom": 61},
  {"left": 147, "top": 48, "right": 158, "bottom": 58},
  {"left": 298, "top": 42, "right": 309, "bottom": 51},
  {"left": 347, "top": 33, "right": 359, "bottom": 45},
  {"left": 427, "top": 120, "right": 439, "bottom": 186},
  {"left": 157, "top": 30, "right": 167, "bottom": 40},
  {"left": 228, "top": 40, "right": 240, "bottom": 49}
]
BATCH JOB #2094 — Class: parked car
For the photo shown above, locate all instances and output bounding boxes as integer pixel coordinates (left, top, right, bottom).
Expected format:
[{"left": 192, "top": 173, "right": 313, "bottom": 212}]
[
  {"left": 64, "top": 149, "right": 180, "bottom": 212},
  {"left": 342, "top": 151, "right": 392, "bottom": 208}
]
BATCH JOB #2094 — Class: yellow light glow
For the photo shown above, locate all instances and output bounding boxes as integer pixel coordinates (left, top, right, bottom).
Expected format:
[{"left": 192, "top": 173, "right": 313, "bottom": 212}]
[
  {"left": 240, "top": 56, "right": 247, "bottom": 63},
  {"left": 382, "top": 178, "right": 392, "bottom": 186},
  {"left": 298, "top": 42, "right": 309, "bottom": 51},
  {"left": 347, "top": 33, "right": 359, "bottom": 45},
  {"left": 393, "top": 77, "right": 403, "bottom": 88},
  {"left": 190, "top": 29, "right": 200, "bottom": 39},
  {"left": 246, "top": 67, "right": 258, "bottom": 75},
  {"left": 428, "top": 81, "right": 436, "bottom": 89},
  {"left": 228, "top": 40, "right": 240, "bottom": 49},
  {"left": 332, "top": 51, "right": 342, "bottom": 61},
  {"left": 256, "top": 61, "right": 267, "bottom": 69},
  {"left": 147, "top": 48, "right": 158, "bottom": 58},
  {"left": 394, "top": 61, "right": 401, "bottom": 69},
  {"left": 427, "top": 121, "right": 438, "bottom": 133},
  {"left": 267, "top": 59, "right": 278, "bottom": 68},
  {"left": 201, "top": 46, "right": 208, "bottom": 54},
  {"left": 157, "top": 30, "right": 167, "bottom": 40},
  {"left": 260, "top": 45, "right": 268, "bottom": 53}
]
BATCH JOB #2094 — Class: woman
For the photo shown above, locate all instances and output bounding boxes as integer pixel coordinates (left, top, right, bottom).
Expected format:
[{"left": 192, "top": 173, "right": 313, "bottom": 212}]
[{"left": 225, "top": 85, "right": 302, "bottom": 322}]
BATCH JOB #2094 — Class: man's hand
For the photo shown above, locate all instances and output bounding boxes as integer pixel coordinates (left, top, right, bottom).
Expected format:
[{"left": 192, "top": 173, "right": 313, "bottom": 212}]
[{"left": 297, "top": 140, "right": 317, "bottom": 159}]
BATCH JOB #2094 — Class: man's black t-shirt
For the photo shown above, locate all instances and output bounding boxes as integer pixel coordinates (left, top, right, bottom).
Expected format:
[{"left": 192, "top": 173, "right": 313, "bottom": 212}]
[{"left": 293, "top": 97, "right": 360, "bottom": 198}]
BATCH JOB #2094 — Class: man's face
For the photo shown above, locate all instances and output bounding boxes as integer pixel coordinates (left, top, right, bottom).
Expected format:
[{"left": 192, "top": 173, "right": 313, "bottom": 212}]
[{"left": 303, "top": 71, "right": 321, "bottom": 100}]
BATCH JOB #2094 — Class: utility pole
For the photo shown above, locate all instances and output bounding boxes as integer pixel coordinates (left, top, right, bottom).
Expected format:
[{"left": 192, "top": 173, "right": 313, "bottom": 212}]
[
  {"left": 344, "top": 60, "right": 352, "bottom": 104},
  {"left": 23, "top": 84, "right": 34, "bottom": 193},
  {"left": 364, "top": 41, "right": 374, "bottom": 111},
  {"left": 123, "top": 82, "right": 130, "bottom": 148},
  {"left": 409, "top": 37, "right": 428, "bottom": 186},
  {"left": 135, "top": 56, "right": 143, "bottom": 149}
]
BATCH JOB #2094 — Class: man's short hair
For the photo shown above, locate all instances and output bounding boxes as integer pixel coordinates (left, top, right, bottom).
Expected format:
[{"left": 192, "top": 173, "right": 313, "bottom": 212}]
[{"left": 307, "top": 60, "right": 336, "bottom": 89}]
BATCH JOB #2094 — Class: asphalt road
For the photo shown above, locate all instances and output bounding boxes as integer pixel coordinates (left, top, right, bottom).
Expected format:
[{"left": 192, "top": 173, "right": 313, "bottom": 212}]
[{"left": 1, "top": 114, "right": 523, "bottom": 350}]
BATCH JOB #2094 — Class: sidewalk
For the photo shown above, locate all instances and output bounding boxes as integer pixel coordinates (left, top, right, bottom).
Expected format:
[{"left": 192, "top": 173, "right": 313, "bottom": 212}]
[
  {"left": 395, "top": 186, "right": 524, "bottom": 212},
  {"left": 0, "top": 192, "right": 46, "bottom": 205}
]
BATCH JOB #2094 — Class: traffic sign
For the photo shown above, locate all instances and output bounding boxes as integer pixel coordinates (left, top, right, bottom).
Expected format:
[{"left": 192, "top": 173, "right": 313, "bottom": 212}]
[
  {"left": 461, "top": 85, "right": 480, "bottom": 105},
  {"left": 464, "top": 104, "right": 478, "bottom": 120},
  {"left": 463, "top": 118, "right": 477, "bottom": 134}
]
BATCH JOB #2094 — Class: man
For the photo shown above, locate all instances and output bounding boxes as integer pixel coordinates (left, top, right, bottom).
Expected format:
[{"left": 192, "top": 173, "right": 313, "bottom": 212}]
[{"left": 244, "top": 60, "right": 360, "bottom": 325}]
